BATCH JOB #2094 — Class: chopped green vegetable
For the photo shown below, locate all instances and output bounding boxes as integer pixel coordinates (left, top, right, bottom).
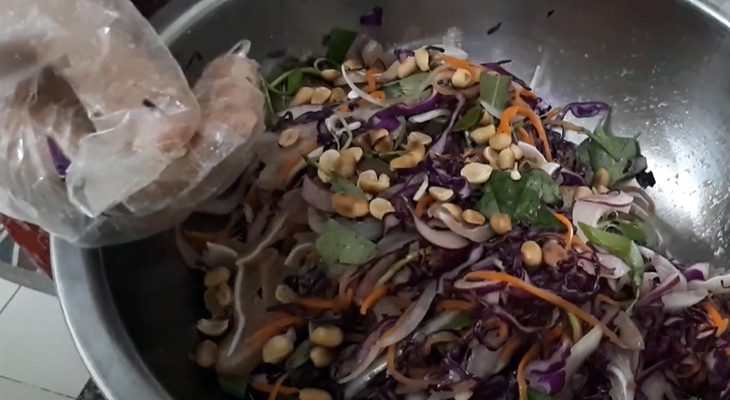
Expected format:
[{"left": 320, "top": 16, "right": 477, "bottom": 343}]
[
  {"left": 285, "top": 69, "right": 304, "bottom": 95},
  {"left": 285, "top": 340, "right": 314, "bottom": 370},
  {"left": 330, "top": 178, "right": 365, "bottom": 198},
  {"left": 475, "top": 170, "right": 563, "bottom": 230},
  {"left": 528, "top": 388, "right": 555, "bottom": 400},
  {"left": 382, "top": 72, "right": 430, "bottom": 100},
  {"left": 479, "top": 74, "right": 512, "bottom": 111},
  {"left": 217, "top": 376, "right": 248, "bottom": 399},
  {"left": 324, "top": 28, "right": 358, "bottom": 64},
  {"left": 316, "top": 220, "right": 378, "bottom": 266},
  {"left": 376, "top": 251, "right": 421, "bottom": 287},
  {"left": 576, "top": 126, "right": 646, "bottom": 186},
  {"left": 261, "top": 79, "right": 278, "bottom": 128},
  {"left": 453, "top": 104, "right": 484, "bottom": 132},
  {"left": 444, "top": 311, "right": 473, "bottom": 331},
  {"left": 580, "top": 223, "right": 644, "bottom": 296}
]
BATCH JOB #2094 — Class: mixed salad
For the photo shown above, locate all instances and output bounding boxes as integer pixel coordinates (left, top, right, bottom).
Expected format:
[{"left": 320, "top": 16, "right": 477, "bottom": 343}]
[{"left": 178, "top": 23, "right": 730, "bottom": 400}]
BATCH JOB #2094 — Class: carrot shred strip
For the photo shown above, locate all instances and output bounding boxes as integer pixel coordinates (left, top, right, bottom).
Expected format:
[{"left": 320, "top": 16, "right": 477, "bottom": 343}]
[
  {"left": 250, "top": 381, "right": 298, "bottom": 396},
  {"left": 702, "top": 301, "right": 729, "bottom": 337},
  {"left": 370, "top": 90, "right": 386, "bottom": 100},
  {"left": 278, "top": 143, "right": 319, "bottom": 185},
  {"left": 552, "top": 213, "right": 574, "bottom": 249},
  {"left": 415, "top": 194, "right": 436, "bottom": 218},
  {"left": 360, "top": 284, "right": 390, "bottom": 315},
  {"left": 387, "top": 345, "right": 429, "bottom": 389},
  {"left": 517, "top": 127, "right": 535, "bottom": 145},
  {"left": 498, "top": 105, "right": 553, "bottom": 161},
  {"left": 498, "top": 337, "right": 524, "bottom": 365},
  {"left": 464, "top": 271, "right": 621, "bottom": 344},
  {"left": 248, "top": 315, "right": 303, "bottom": 346},
  {"left": 517, "top": 343, "right": 541, "bottom": 400},
  {"left": 436, "top": 299, "right": 475, "bottom": 312},
  {"left": 595, "top": 293, "right": 623, "bottom": 307},
  {"left": 267, "top": 373, "right": 290, "bottom": 400},
  {"left": 296, "top": 297, "right": 340, "bottom": 310},
  {"left": 366, "top": 68, "right": 378, "bottom": 93}
]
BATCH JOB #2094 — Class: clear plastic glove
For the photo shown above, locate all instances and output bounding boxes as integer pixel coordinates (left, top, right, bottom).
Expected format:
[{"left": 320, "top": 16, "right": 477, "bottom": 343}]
[{"left": 0, "top": 0, "right": 265, "bottom": 246}]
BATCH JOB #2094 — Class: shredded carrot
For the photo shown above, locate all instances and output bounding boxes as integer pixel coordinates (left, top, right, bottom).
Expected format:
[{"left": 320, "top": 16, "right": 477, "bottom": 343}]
[
  {"left": 338, "top": 103, "right": 350, "bottom": 113},
  {"left": 366, "top": 68, "right": 378, "bottom": 93},
  {"left": 676, "top": 361, "right": 702, "bottom": 379},
  {"left": 485, "top": 317, "right": 510, "bottom": 340},
  {"left": 415, "top": 194, "right": 436, "bottom": 219},
  {"left": 464, "top": 271, "right": 621, "bottom": 344},
  {"left": 436, "top": 299, "right": 475, "bottom": 312},
  {"left": 387, "top": 345, "right": 429, "bottom": 389},
  {"left": 247, "top": 315, "right": 303, "bottom": 346},
  {"left": 439, "top": 55, "right": 483, "bottom": 84},
  {"left": 278, "top": 143, "right": 319, "bottom": 185},
  {"left": 517, "top": 127, "right": 535, "bottom": 145},
  {"left": 517, "top": 343, "right": 541, "bottom": 400},
  {"left": 725, "top": 347, "right": 730, "bottom": 357},
  {"left": 515, "top": 87, "right": 538, "bottom": 100},
  {"left": 360, "top": 284, "right": 390, "bottom": 315},
  {"left": 498, "top": 337, "right": 524, "bottom": 365},
  {"left": 267, "top": 373, "right": 290, "bottom": 400},
  {"left": 250, "top": 381, "right": 298, "bottom": 397},
  {"left": 552, "top": 213, "right": 574, "bottom": 250},
  {"left": 595, "top": 293, "right": 623, "bottom": 307},
  {"left": 497, "top": 105, "right": 553, "bottom": 161},
  {"left": 296, "top": 297, "right": 340, "bottom": 310},
  {"left": 370, "top": 90, "right": 386, "bottom": 100},
  {"left": 338, "top": 287, "right": 355, "bottom": 309},
  {"left": 702, "top": 301, "right": 729, "bottom": 337}
]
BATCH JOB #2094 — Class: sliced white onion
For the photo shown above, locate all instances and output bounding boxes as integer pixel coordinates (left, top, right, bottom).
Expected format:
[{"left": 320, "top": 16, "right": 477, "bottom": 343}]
[
  {"left": 408, "top": 109, "right": 451, "bottom": 123},
  {"left": 693, "top": 273, "right": 730, "bottom": 294},
  {"left": 515, "top": 142, "right": 562, "bottom": 175},
  {"left": 466, "top": 344, "right": 500, "bottom": 378},
  {"left": 661, "top": 288, "right": 708, "bottom": 311},
  {"left": 431, "top": 205, "right": 493, "bottom": 242},
  {"left": 378, "top": 280, "right": 437, "bottom": 347},
  {"left": 201, "top": 242, "right": 239, "bottom": 268},
  {"left": 412, "top": 210, "right": 470, "bottom": 249},
  {"left": 615, "top": 311, "right": 644, "bottom": 350},
  {"left": 413, "top": 175, "right": 429, "bottom": 201},
  {"left": 597, "top": 253, "right": 631, "bottom": 279},
  {"left": 341, "top": 63, "right": 387, "bottom": 107},
  {"left": 572, "top": 192, "right": 634, "bottom": 241},
  {"left": 607, "top": 347, "right": 637, "bottom": 400},
  {"left": 564, "top": 326, "right": 602, "bottom": 377}
]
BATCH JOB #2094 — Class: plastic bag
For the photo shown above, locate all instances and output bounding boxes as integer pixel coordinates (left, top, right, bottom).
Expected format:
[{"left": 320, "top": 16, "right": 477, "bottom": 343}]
[{"left": 0, "top": 0, "right": 265, "bottom": 247}]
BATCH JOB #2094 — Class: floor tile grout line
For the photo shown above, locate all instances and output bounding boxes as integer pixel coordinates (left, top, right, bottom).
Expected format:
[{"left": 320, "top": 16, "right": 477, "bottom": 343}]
[
  {"left": 0, "top": 375, "right": 75, "bottom": 399},
  {"left": 0, "top": 285, "right": 21, "bottom": 315}
]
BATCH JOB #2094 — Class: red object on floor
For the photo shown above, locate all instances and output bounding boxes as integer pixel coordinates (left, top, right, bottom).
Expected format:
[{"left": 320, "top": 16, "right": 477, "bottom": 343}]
[{"left": 0, "top": 215, "right": 52, "bottom": 277}]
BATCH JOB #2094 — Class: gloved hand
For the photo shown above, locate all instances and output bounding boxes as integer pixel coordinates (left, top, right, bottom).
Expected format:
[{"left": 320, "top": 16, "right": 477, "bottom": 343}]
[{"left": 0, "top": 0, "right": 265, "bottom": 247}]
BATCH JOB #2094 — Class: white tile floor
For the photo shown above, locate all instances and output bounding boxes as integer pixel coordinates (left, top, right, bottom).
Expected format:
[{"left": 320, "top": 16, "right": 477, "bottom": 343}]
[{"left": 0, "top": 278, "right": 90, "bottom": 400}]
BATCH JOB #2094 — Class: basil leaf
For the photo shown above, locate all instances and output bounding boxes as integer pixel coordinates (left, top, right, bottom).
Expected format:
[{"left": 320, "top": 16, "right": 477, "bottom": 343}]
[
  {"left": 217, "top": 376, "right": 248, "bottom": 399},
  {"left": 475, "top": 170, "right": 563, "bottom": 230},
  {"left": 576, "top": 126, "right": 646, "bottom": 186},
  {"left": 286, "top": 340, "right": 314, "bottom": 370},
  {"left": 330, "top": 178, "right": 365, "bottom": 198},
  {"left": 479, "top": 74, "right": 512, "bottom": 111},
  {"left": 324, "top": 28, "right": 358, "bottom": 64},
  {"left": 316, "top": 220, "right": 378, "bottom": 266},
  {"left": 382, "top": 72, "right": 430, "bottom": 100},
  {"left": 579, "top": 223, "right": 644, "bottom": 290},
  {"left": 528, "top": 388, "right": 555, "bottom": 400},
  {"left": 453, "top": 104, "right": 483, "bottom": 132},
  {"left": 444, "top": 311, "right": 473, "bottom": 331}
]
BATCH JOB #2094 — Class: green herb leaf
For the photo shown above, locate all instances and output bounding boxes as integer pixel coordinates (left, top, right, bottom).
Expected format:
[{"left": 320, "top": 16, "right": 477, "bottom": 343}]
[
  {"left": 453, "top": 104, "right": 484, "bottom": 132},
  {"left": 444, "top": 311, "right": 474, "bottom": 331},
  {"left": 528, "top": 388, "right": 555, "bottom": 400},
  {"left": 217, "top": 376, "right": 248, "bottom": 399},
  {"left": 475, "top": 170, "right": 563, "bottom": 230},
  {"left": 285, "top": 340, "right": 314, "bottom": 370},
  {"left": 479, "top": 74, "right": 512, "bottom": 111},
  {"left": 316, "top": 220, "right": 378, "bottom": 266},
  {"left": 285, "top": 69, "right": 304, "bottom": 95},
  {"left": 579, "top": 223, "right": 644, "bottom": 291},
  {"left": 576, "top": 126, "right": 646, "bottom": 186},
  {"left": 330, "top": 178, "right": 365, "bottom": 198},
  {"left": 324, "top": 28, "right": 358, "bottom": 64},
  {"left": 382, "top": 72, "right": 430, "bottom": 100},
  {"left": 261, "top": 79, "right": 278, "bottom": 128}
]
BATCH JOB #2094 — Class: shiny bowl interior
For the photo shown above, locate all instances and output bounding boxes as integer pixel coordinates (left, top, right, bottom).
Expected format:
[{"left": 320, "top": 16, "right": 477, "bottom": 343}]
[{"left": 53, "top": 0, "right": 730, "bottom": 399}]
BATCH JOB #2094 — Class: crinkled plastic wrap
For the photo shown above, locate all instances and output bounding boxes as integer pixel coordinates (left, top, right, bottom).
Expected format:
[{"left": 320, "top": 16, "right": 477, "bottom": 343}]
[{"left": 0, "top": 0, "right": 265, "bottom": 247}]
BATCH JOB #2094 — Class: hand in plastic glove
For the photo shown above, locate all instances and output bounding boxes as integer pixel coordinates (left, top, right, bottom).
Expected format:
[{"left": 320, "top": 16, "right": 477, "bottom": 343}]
[{"left": 0, "top": 0, "right": 265, "bottom": 247}]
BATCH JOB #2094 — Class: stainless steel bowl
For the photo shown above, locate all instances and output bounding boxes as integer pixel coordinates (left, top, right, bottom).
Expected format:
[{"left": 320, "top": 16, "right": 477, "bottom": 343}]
[{"left": 53, "top": 0, "right": 730, "bottom": 399}]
